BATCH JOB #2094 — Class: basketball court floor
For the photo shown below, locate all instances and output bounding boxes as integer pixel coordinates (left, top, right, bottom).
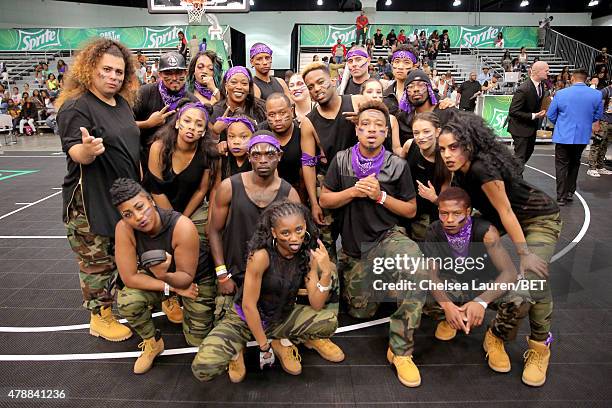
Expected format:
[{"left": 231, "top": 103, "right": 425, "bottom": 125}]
[{"left": 0, "top": 136, "right": 610, "bottom": 407}]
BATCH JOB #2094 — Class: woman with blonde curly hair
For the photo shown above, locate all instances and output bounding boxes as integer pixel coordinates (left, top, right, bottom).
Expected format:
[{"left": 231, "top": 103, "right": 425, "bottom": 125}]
[{"left": 57, "top": 38, "right": 140, "bottom": 342}]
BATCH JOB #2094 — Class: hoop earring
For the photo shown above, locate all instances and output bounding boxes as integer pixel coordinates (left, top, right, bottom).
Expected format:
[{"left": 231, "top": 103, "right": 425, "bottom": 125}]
[
  {"left": 272, "top": 238, "right": 277, "bottom": 248},
  {"left": 304, "top": 231, "right": 311, "bottom": 243}
]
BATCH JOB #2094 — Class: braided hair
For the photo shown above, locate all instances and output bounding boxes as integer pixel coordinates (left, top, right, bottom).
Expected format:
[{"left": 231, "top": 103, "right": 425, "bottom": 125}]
[
  {"left": 247, "top": 200, "right": 320, "bottom": 285},
  {"left": 440, "top": 110, "right": 522, "bottom": 178},
  {"left": 109, "top": 178, "right": 147, "bottom": 207}
]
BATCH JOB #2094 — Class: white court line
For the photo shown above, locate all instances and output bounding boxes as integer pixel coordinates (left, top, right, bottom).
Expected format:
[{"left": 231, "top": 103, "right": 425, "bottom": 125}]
[
  {"left": 14, "top": 202, "right": 32, "bottom": 205},
  {"left": 0, "top": 191, "right": 61, "bottom": 221}
]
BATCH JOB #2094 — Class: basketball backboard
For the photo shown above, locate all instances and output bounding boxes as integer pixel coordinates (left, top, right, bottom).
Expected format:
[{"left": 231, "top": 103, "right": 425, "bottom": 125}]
[{"left": 148, "top": 0, "right": 250, "bottom": 13}]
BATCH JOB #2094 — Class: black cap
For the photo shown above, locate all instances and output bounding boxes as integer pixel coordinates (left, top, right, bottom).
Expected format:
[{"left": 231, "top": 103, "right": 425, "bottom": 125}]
[
  {"left": 159, "top": 52, "right": 186, "bottom": 72},
  {"left": 406, "top": 69, "right": 432, "bottom": 86}
]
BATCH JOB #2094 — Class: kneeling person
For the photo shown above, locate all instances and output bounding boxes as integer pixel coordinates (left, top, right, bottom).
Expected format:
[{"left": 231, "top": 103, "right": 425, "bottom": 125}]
[
  {"left": 111, "top": 178, "right": 215, "bottom": 374},
  {"left": 192, "top": 201, "right": 339, "bottom": 383}
]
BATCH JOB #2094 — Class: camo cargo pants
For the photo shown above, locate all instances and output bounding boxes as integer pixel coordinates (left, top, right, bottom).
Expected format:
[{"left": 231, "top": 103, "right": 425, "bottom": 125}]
[
  {"left": 338, "top": 227, "right": 428, "bottom": 356},
  {"left": 65, "top": 185, "right": 117, "bottom": 313},
  {"left": 589, "top": 121, "right": 610, "bottom": 170},
  {"left": 316, "top": 173, "right": 337, "bottom": 263},
  {"left": 190, "top": 201, "right": 209, "bottom": 245},
  {"left": 192, "top": 304, "right": 338, "bottom": 381},
  {"left": 118, "top": 274, "right": 216, "bottom": 346}
]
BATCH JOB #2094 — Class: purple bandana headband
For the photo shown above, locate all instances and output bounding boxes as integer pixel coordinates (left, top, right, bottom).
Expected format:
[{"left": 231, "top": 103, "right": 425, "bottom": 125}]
[
  {"left": 391, "top": 50, "right": 417, "bottom": 64},
  {"left": 178, "top": 102, "right": 209, "bottom": 123},
  {"left": 249, "top": 44, "right": 273, "bottom": 59},
  {"left": 399, "top": 82, "right": 439, "bottom": 113},
  {"left": 215, "top": 116, "right": 256, "bottom": 134},
  {"left": 224, "top": 66, "right": 251, "bottom": 82},
  {"left": 247, "top": 134, "right": 282, "bottom": 152},
  {"left": 346, "top": 49, "right": 369, "bottom": 60}
]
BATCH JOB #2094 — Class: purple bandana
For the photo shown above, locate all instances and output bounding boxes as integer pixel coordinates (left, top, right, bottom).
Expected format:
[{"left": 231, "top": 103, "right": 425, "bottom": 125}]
[
  {"left": 178, "top": 102, "right": 209, "bottom": 123},
  {"left": 194, "top": 81, "right": 214, "bottom": 100},
  {"left": 248, "top": 133, "right": 282, "bottom": 151},
  {"left": 158, "top": 81, "right": 186, "bottom": 111},
  {"left": 224, "top": 66, "right": 251, "bottom": 82},
  {"left": 351, "top": 143, "right": 386, "bottom": 179},
  {"left": 346, "top": 49, "right": 369, "bottom": 60},
  {"left": 391, "top": 50, "right": 417, "bottom": 64},
  {"left": 301, "top": 152, "right": 320, "bottom": 167},
  {"left": 250, "top": 44, "right": 273, "bottom": 59},
  {"left": 399, "top": 82, "right": 439, "bottom": 113},
  {"left": 443, "top": 215, "right": 473, "bottom": 259},
  {"left": 215, "top": 116, "right": 256, "bottom": 134}
]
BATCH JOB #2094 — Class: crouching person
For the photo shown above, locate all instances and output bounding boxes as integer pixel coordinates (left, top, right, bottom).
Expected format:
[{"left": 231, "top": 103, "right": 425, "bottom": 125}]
[
  {"left": 110, "top": 178, "right": 215, "bottom": 374},
  {"left": 192, "top": 200, "right": 339, "bottom": 383}
]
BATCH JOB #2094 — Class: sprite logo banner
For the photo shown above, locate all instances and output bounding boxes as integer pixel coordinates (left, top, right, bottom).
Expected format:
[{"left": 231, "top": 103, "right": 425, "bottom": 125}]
[
  {"left": 300, "top": 25, "right": 537, "bottom": 48},
  {"left": 0, "top": 25, "right": 226, "bottom": 51},
  {"left": 481, "top": 95, "right": 513, "bottom": 138}
]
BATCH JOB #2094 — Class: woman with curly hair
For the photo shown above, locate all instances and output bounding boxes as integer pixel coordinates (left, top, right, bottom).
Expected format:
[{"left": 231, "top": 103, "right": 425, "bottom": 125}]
[
  {"left": 187, "top": 50, "right": 223, "bottom": 106},
  {"left": 437, "top": 110, "right": 561, "bottom": 387},
  {"left": 192, "top": 200, "right": 340, "bottom": 383},
  {"left": 57, "top": 38, "right": 140, "bottom": 343}
]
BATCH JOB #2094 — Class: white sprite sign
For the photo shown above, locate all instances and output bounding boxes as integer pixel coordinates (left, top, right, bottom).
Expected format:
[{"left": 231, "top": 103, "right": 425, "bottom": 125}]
[
  {"left": 459, "top": 26, "right": 500, "bottom": 48},
  {"left": 18, "top": 29, "right": 62, "bottom": 51},
  {"left": 145, "top": 26, "right": 184, "bottom": 48},
  {"left": 326, "top": 25, "right": 357, "bottom": 45}
]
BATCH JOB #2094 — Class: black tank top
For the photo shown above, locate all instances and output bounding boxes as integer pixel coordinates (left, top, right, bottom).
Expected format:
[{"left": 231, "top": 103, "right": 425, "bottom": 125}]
[
  {"left": 405, "top": 142, "right": 437, "bottom": 219},
  {"left": 254, "top": 76, "right": 285, "bottom": 101},
  {"left": 221, "top": 154, "right": 252, "bottom": 181},
  {"left": 223, "top": 174, "right": 292, "bottom": 285},
  {"left": 344, "top": 78, "right": 363, "bottom": 96},
  {"left": 135, "top": 208, "right": 211, "bottom": 281},
  {"left": 234, "top": 249, "right": 306, "bottom": 327},
  {"left": 145, "top": 147, "right": 208, "bottom": 214},
  {"left": 276, "top": 124, "right": 302, "bottom": 186},
  {"left": 307, "top": 94, "right": 357, "bottom": 173}
]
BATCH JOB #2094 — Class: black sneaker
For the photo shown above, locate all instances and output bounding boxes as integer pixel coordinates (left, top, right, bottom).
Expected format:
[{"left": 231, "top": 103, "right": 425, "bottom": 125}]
[{"left": 566, "top": 193, "right": 574, "bottom": 201}]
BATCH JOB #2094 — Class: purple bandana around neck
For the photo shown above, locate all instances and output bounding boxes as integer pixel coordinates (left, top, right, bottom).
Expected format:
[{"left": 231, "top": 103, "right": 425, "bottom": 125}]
[
  {"left": 158, "top": 81, "right": 186, "bottom": 111},
  {"left": 391, "top": 50, "right": 417, "bottom": 64},
  {"left": 399, "top": 82, "right": 439, "bottom": 113},
  {"left": 443, "top": 215, "right": 473, "bottom": 259},
  {"left": 215, "top": 116, "right": 256, "bottom": 134},
  {"left": 249, "top": 44, "right": 273, "bottom": 59},
  {"left": 194, "top": 81, "right": 214, "bottom": 100},
  {"left": 346, "top": 49, "right": 369, "bottom": 60},
  {"left": 224, "top": 66, "right": 251, "bottom": 82},
  {"left": 351, "top": 143, "right": 386, "bottom": 179},
  {"left": 178, "top": 102, "right": 209, "bottom": 123}
]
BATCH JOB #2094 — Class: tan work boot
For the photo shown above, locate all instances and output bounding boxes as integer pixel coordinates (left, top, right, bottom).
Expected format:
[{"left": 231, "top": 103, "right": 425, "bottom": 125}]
[
  {"left": 271, "top": 339, "right": 302, "bottom": 375},
  {"left": 522, "top": 337, "right": 551, "bottom": 387},
  {"left": 435, "top": 320, "right": 457, "bottom": 341},
  {"left": 134, "top": 334, "right": 165, "bottom": 374},
  {"left": 483, "top": 328, "right": 511, "bottom": 373},
  {"left": 387, "top": 347, "right": 421, "bottom": 387},
  {"left": 89, "top": 306, "right": 132, "bottom": 342},
  {"left": 304, "top": 338, "right": 345, "bottom": 362},
  {"left": 228, "top": 349, "right": 246, "bottom": 383},
  {"left": 162, "top": 295, "right": 183, "bottom": 324}
]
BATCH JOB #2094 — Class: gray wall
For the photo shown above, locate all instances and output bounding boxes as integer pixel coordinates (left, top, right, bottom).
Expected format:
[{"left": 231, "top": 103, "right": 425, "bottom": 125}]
[{"left": 0, "top": 0, "right": 596, "bottom": 68}]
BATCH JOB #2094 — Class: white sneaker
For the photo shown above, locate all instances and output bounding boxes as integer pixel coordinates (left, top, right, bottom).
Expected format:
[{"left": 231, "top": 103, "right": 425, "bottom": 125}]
[
  {"left": 597, "top": 168, "right": 612, "bottom": 175},
  {"left": 587, "top": 169, "right": 601, "bottom": 177}
]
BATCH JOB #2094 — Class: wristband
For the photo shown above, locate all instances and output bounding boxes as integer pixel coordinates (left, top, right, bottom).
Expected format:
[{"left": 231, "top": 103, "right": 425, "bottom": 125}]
[
  {"left": 376, "top": 191, "right": 387, "bottom": 205},
  {"left": 164, "top": 282, "right": 170, "bottom": 296},
  {"left": 317, "top": 281, "right": 331, "bottom": 293},
  {"left": 473, "top": 296, "right": 488, "bottom": 310},
  {"left": 218, "top": 273, "right": 232, "bottom": 283},
  {"left": 215, "top": 264, "right": 228, "bottom": 277}
]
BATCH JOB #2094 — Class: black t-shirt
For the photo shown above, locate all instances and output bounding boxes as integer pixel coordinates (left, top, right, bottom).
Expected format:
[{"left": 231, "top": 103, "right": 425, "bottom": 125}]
[
  {"left": 324, "top": 148, "right": 416, "bottom": 258},
  {"left": 258, "top": 121, "right": 302, "bottom": 186},
  {"left": 387, "top": 32, "right": 397, "bottom": 45},
  {"left": 405, "top": 141, "right": 437, "bottom": 219},
  {"left": 452, "top": 159, "right": 558, "bottom": 230},
  {"left": 58, "top": 91, "right": 140, "bottom": 237},
  {"left": 344, "top": 78, "right": 364, "bottom": 96},
  {"left": 458, "top": 80, "right": 481, "bottom": 110},
  {"left": 373, "top": 33, "right": 384, "bottom": 46}
]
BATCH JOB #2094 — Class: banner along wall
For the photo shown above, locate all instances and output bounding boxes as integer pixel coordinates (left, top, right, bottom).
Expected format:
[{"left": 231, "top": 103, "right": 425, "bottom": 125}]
[
  {"left": 299, "top": 24, "right": 537, "bottom": 48},
  {"left": 480, "top": 95, "right": 513, "bottom": 138}
]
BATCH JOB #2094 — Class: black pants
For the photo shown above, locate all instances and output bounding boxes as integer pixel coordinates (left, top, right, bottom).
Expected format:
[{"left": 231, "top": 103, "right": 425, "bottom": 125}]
[
  {"left": 555, "top": 143, "right": 586, "bottom": 200},
  {"left": 512, "top": 134, "right": 536, "bottom": 174},
  {"left": 356, "top": 29, "right": 367, "bottom": 45}
]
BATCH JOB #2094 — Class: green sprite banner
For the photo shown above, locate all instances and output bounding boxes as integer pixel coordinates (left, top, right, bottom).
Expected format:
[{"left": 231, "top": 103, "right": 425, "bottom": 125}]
[
  {"left": 300, "top": 25, "right": 537, "bottom": 48},
  {"left": 0, "top": 25, "right": 226, "bottom": 52},
  {"left": 480, "top": 95, "right": 513, "bottom": 138}
]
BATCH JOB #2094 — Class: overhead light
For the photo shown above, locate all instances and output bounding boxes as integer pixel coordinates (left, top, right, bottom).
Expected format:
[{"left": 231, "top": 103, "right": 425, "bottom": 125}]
[
  {"left": 385, "top": 0, "right": 392, "bottom": 5},
  {"left": 249, "top": 0, "right": 254, "bottom": 6},
  {"left": 588, "top": 0, "right": 599, "bottom": 6},
  {"left": 453, "top": 0, "right": 462, "bottom": 6},
  {"left": 317, "top": 0, "right": 323, "bottom": 5},
  {"left": 520, "top": 0, "right": 529, "bottom": 6}
]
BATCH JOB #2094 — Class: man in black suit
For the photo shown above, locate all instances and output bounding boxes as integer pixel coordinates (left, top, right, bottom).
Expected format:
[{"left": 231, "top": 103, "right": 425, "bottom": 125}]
[{"left": 507, "top": 61, "right": 550, "bottom": 172}]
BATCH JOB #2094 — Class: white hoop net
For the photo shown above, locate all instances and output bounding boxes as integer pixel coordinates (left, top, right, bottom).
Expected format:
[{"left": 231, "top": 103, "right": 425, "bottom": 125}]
[{"left": 181, "top": 0, "right": 206, "bottom": 24}]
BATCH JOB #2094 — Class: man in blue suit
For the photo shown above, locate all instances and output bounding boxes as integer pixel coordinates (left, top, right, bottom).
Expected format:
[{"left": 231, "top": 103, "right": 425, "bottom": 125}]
[{"left": 547, "top": 68, "right": 603, "bottom": 205}]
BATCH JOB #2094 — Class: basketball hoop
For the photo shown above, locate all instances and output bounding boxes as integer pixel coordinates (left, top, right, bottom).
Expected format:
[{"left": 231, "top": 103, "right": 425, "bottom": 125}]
[{"left": 181, "top": 0, "right": 206, "bottom": 24}]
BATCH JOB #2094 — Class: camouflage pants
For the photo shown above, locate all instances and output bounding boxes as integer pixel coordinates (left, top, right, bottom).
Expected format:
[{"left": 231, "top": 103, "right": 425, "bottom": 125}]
[
  {"left": 408, "top": 213, "right": 431, "bottom": 243},
  {"left": 65, "top": 185, "right": 116, "bottom": 313},
  {"left": 118, "top": 274, "right": 216, "bottom": 346},
  {"left": 316, "top": 173, "right": 337, "bottom": 264},
  {"left": 338, "top": 227, "right": 428, "bottom": 356},
  {"left": 190, "top": 201, "right": 209, "bottom": 245},
  {"left": 421, "top": 286, "right": 530, "bottom": 342},
  {"left": 589, "top": 121, "right": 610, "bottom": 170},
  {"left": 192, "top": 304, "right": 338, "bottom": 381}
]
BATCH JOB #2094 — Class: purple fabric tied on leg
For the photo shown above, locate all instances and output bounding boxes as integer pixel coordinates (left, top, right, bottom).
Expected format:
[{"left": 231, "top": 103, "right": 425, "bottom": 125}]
[{"left": 301, "top": 152, "right": 319, "bottom": 167}]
